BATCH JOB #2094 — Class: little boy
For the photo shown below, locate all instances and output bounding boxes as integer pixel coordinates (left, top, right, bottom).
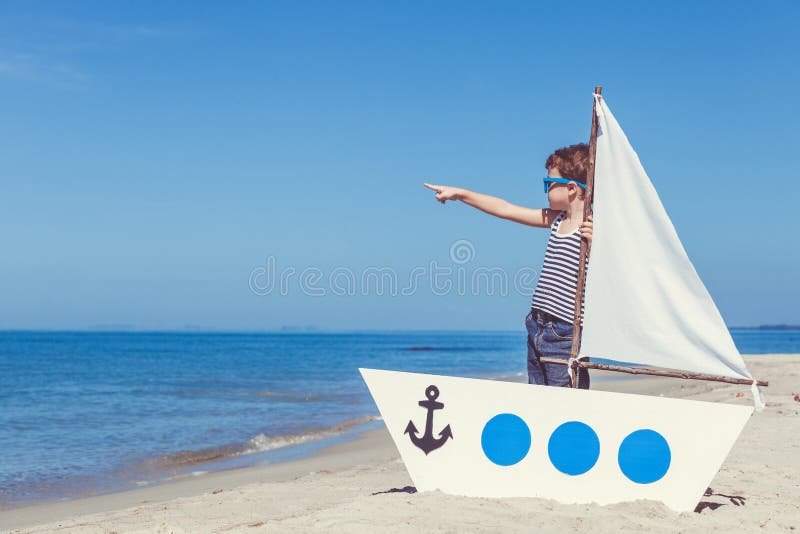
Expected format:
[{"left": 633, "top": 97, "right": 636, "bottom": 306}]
[{"left": 423, "top": 143, "right": 594, "bottom": 389}]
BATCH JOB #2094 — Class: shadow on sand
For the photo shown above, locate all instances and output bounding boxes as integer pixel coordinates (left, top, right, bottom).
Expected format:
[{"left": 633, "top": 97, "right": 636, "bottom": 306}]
[
  {"left": 372, "top": 486, "right": 418, "bottom": 496},
  {"left": 694, "top": 487, "right": 746, "bottom": 513}
]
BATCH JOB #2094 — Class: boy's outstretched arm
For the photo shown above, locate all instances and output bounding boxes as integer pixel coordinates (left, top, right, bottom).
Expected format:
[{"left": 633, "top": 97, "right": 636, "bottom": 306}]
[{"left": 423, "top": 183, "right": 555, "bottom": 228}]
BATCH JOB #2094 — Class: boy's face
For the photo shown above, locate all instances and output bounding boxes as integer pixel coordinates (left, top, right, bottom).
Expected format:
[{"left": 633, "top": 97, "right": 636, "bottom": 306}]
[{"left": 546, "top": 167, "right": 580, "bottom": 209}]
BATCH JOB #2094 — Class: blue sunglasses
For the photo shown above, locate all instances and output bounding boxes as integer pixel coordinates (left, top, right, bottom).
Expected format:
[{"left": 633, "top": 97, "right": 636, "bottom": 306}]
[{"left": 543, "top": 177, "right": 587, "bottom": 194}]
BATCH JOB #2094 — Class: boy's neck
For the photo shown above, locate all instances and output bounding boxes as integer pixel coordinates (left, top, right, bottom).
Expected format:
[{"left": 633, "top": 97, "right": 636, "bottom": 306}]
[{"left": 561, "top": 198, "right": 586, "bottom": 224}]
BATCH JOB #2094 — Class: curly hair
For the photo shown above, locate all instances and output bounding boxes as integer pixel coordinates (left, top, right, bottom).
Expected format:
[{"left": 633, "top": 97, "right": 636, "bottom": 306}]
[{"left": 544, "top": 143, "right": 590, "bottom": 185}]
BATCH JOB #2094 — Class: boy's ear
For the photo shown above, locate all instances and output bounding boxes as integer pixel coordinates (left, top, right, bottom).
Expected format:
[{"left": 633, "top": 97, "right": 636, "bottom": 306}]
[{"left": 570, "top": 183, "right": 586, "bottom": 199}]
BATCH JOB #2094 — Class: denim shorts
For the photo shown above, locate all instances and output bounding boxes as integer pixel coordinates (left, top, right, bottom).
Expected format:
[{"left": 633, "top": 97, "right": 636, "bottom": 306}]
[{"left": 525, "top": 308, "right": 590, "bottom": 389}]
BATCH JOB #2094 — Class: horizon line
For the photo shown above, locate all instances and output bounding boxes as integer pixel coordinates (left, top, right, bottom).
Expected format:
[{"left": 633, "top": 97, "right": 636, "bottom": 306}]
[{"left": 0, "top": 325, "right": 798, "bottom": 335}]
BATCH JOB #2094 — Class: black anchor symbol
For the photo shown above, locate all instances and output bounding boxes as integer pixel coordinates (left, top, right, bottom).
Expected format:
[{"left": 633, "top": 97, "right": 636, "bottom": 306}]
[{"left": 404, "top": 385, "right": 453, "bottom": 455}]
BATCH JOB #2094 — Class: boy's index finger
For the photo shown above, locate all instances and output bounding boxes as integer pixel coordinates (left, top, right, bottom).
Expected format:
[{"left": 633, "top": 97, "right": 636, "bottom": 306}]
[{"left": 423, "top": 183, "right": 441, "bottom": 192}]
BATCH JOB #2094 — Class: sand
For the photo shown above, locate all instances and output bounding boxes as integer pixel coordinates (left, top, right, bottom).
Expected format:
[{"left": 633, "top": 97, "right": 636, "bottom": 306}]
[{"left": 2, "top": 354, "right": 799, "bottom": 533}]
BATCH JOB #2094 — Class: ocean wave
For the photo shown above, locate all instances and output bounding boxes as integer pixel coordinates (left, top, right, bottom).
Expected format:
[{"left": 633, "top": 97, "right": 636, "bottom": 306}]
[
  {"left": 174, "top": 388, "right": 348, "bottom": 403},
  {"left": 140, "top": 415, "right": 382, "bottom": 470},
  {"left": 239, "top": 415, "right": 381, "bottom": 455},
  {"left": 405, "top": 346, "right": 484, "bottom": 351}
]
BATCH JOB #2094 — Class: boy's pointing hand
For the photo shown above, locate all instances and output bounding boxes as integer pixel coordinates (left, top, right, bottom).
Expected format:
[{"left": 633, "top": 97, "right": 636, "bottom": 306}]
[{"left": 423, "top": 183, "right": 463, "bottom": 205}]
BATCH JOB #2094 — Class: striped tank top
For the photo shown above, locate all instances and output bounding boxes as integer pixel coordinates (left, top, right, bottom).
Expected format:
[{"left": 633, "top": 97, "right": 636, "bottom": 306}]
[{"left": 531, "top": 210, "right": 588, "bottom": 326}]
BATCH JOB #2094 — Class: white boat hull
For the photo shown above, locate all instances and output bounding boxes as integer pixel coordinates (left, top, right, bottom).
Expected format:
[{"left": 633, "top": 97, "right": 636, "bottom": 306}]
[{"left": 360, "top": 368, "right": 752, "bottom": 512}]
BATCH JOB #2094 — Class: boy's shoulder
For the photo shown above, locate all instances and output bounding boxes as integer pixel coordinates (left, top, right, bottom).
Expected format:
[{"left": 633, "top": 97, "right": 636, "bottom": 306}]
[{"left": 546, "top": 209, "right": 567, "bottom": 227}]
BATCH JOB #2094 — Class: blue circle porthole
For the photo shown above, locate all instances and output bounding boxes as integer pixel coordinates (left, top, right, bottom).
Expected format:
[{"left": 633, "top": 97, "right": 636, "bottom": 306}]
[
  {"left": 481, "top": 413, "right": 531, "bottom": 466},
  {"left": 547, "top": 421, "right": 600, "bottom": 475},
  {"left": 618, "top": 429, "right": 671, "bottom": 484}
]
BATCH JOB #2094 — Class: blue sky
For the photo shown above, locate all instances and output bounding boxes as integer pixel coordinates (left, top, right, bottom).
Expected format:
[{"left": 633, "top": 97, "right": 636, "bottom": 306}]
[{"left": 1, "top": 1, "right": 798, "bottom": 331}]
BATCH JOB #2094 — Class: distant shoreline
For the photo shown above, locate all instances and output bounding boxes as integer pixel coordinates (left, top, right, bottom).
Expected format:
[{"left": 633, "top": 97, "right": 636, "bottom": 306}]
[
  {"left": 1, "top": 326, "right": 799, "bottom": 334},
  {"left": 729, "top": 325, "right": 800, "bottom": 331}
]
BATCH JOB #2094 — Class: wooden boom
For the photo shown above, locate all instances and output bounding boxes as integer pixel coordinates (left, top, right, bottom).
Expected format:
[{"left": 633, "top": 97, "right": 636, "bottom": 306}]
[{"left": 541, "top": 357, "right": 769, "bottom": 387}]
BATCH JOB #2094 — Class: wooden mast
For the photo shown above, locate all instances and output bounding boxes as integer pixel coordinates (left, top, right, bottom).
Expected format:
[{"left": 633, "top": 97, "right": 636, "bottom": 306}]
[
  {"left": 567, "top": 86, "right": 602, "bottom": 388},
  {"left": 562, "top": 86, "right": 769, "bottom": 389}
]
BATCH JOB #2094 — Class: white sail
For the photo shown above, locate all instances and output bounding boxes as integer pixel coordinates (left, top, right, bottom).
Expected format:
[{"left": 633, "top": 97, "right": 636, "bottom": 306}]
[{"left": 579, "top": 95, "right": 754, "bottom": 383}]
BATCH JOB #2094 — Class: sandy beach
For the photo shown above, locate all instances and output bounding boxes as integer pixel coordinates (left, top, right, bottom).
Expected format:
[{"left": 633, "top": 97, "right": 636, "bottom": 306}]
[{"left": 3, "top": 354, "right": 799, "bottom": 533}]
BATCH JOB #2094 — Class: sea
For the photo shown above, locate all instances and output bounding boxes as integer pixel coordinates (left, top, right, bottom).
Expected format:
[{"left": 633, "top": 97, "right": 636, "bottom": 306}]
[{"left": 1, "top": 328, "right": 798, "bottom": 510}]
